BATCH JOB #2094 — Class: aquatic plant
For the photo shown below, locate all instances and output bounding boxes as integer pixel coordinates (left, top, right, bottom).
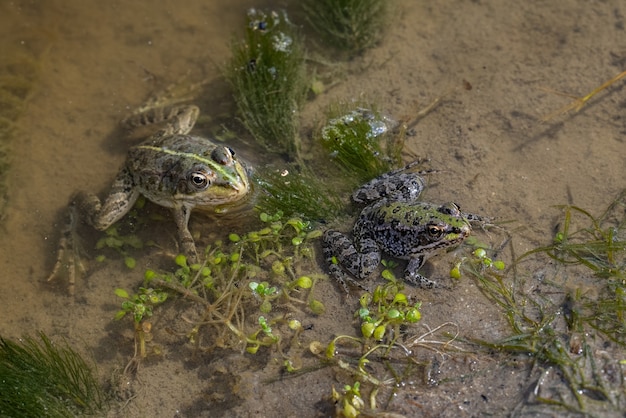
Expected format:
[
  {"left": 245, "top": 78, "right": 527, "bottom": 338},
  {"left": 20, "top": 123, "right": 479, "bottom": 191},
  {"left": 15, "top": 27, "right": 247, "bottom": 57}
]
[
  {"left": 115, "top": 286, "right": 168, "bottom": 360},
  {"left": 330, "top": 381, "right": 366, "bottom": 418},
  {"left": 317, "top": 105, "right": 403, "bottom": 184},
  {"left": 356, "top": 263, "right": 422, "bottom": 340},
  {"left": 306, "top": 265, "right": 466, "bottom": 416},
  {"left": 514, "top": 190, "right": 626, "bottom": 346},
  {"left": 0, "top": 332, "right": 106, "bottom": 417},
  {"left": 519, "top": 191, "right": 626, "bottom": 285},
  {"left": 254, "top": 165, "right": 344, "bottom": 221},
  {"left": 302, "top": 0, "right": 389, "bottom": 54},
  {"left": 226, "top": 9, "right": 307, "bottom": 160},
  {"left": 542, "top": 69, "right": 626, "bottom": 121},
  {"left": 96, "top": 224, "right": 144, "bottom": 269},
  {"left": 253, "top": 104, "right": 406, "bottom": 221},
  {"left": 116, "top": 212, "right": 324, "bottom": 359},
  {"left": 92, "top": 195, "right": 152, "bottom": 271},
  {"left": 465, "top": 189, "right": 626, "bottom": 414}
]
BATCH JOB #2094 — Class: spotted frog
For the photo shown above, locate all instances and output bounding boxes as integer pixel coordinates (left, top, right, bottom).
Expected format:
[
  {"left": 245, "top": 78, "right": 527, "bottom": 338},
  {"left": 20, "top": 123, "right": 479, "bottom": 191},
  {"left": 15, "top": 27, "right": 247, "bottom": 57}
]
[
  {"left": 323, "top": 163, "right": 473, "bottom": 292},
  {"left": 49, "top": 104, "right": 250, "bottom": 288}
]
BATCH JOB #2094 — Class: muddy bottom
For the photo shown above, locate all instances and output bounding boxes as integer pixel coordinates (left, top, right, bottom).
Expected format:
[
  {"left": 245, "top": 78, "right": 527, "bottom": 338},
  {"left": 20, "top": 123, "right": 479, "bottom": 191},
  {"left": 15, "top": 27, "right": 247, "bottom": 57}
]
[{"left": 0, "top": 0, "right": 624, "bottom": 417}]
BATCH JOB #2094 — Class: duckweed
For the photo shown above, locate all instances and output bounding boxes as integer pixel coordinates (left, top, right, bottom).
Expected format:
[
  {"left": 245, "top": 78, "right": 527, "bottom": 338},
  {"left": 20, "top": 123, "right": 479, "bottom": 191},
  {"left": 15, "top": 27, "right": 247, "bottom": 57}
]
[{"left": 356, "top": 269, "right": 422, "bottom": 341}]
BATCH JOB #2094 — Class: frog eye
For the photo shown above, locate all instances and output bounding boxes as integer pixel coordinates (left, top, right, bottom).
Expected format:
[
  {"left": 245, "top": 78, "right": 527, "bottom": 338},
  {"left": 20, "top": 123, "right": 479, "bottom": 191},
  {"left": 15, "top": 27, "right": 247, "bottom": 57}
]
[
  {"left": 189, "top": 171, "right": 210, "bottom": 189},
  {"left": 427, "top": 225, "right": 444, "bottom": 238}
]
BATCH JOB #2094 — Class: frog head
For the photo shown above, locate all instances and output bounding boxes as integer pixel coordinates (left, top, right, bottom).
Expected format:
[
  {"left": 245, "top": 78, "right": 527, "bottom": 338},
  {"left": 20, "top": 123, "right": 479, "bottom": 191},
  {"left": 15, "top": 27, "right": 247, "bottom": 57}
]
[{"left": 177, "top": 145, "right": 250, "bottom": 207}]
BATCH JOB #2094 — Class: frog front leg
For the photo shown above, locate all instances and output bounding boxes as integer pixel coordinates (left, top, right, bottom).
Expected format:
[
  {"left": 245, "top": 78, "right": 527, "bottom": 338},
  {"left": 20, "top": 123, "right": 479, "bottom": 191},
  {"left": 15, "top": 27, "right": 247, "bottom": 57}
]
[
  {"left": 405, "top": 255, "right": 437, "bottom": 288},
  {"left": 322, "top": 230, "right": 381, "bottom": 292},
  {"left": 172, "top": 204, "right": 198, "bottom": 264},
  {"left": 79, "top": 166, "right": 140, "bottom": 231}
]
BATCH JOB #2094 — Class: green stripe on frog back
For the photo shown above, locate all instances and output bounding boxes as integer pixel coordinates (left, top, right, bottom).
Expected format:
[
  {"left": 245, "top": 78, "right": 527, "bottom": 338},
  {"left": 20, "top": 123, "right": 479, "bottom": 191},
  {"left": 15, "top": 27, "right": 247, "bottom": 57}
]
[{"left": 136, "top": 145, "right": 241, "bottom": 185}]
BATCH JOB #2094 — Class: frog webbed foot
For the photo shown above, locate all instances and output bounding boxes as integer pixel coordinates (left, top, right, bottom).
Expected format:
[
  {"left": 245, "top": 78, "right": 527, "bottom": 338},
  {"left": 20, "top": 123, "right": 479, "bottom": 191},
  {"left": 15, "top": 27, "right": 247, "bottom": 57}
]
[
  {"left": 403, "top": 270, "right": 438, "bottom": 289},
  {"left": 405, "top": 256, "right": 439, "bottom": 289},
  {"left": 46, "top": 204, "right": 87, "bottom": 296}
]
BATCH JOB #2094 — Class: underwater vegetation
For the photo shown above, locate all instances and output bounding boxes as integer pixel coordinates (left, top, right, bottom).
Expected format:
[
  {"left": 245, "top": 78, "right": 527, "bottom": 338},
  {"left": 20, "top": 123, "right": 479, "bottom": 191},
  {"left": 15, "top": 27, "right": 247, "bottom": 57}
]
[
  {"left": 542, "top": 69, "right": 626, "bottom": 121},
  {"left": 223, "top": 6, "right": 399, "bottom": 223},
  {"left": 250, "top": 105, "right": 405, "bottom": 222},
  {"left": 305, "top": 244, "right": 506, "bottom": 416},
  {"left": 226, "top": 9, "right": 307, "bottom": 161},
  {"left": 254, "top": 166, "right": 344, "bottom": 221},
  {"left": 317, "top": 105, "right": 403, "bottom": 184},
  {"left": 222, "top": 6, "right": 402, "bottom": 222},
  {"left": 115, "top": 212, "right": 325, "bottom": 363},
  {"left": 254, "top": 103, "right": 405, "bottom": 221},
  {"left": 465, "top": 190, "right": 626, "bottom": 415},
  {"left": 301, "top": 0, "right": 390, "bottom": 54},
  {"left": 0, "top": 332, "right": 106, "bottom": 417}
]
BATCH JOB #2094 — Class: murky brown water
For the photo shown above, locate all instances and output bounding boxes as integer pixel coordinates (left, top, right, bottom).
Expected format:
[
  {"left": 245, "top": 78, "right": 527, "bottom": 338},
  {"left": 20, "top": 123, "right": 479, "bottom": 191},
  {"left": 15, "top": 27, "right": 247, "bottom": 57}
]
[{"left": 1, "top": 0, "right": 625, "bottom": 416}]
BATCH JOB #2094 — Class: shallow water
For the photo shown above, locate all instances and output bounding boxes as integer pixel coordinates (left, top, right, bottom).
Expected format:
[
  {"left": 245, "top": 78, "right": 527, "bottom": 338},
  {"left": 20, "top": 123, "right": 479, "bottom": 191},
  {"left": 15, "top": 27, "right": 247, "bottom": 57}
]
[{"left": 0, "top": 0, "right": 625, "bottom": 416}]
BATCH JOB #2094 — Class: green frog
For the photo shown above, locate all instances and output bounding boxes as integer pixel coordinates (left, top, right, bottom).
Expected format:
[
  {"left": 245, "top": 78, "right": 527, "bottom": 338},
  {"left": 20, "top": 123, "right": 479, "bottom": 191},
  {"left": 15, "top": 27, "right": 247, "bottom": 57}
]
[
  {"left": 49, "top": 104, "right": 250, "bottom": 290},
  {"left": 323, "top": 162, "right": 473, "bottom": 292}
]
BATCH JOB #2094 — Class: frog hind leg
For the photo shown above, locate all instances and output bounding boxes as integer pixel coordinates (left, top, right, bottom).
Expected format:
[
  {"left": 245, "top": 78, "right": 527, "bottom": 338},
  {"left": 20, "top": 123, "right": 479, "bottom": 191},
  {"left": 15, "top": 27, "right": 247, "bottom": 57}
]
[
  {"left": 46, "top": 204, "right": 87, "bottom": 296},
  {"left": 405, "top": 256, "right": 437, "bottom": 288},
  {"left": 322, "top": 230, "right": 379, "bottom": 292},
  {"left": 352, "top": 161, "right": 429, "bottom": 204},
  {"left": 122, "top": 105, "right": 199, "bottom": 137}
]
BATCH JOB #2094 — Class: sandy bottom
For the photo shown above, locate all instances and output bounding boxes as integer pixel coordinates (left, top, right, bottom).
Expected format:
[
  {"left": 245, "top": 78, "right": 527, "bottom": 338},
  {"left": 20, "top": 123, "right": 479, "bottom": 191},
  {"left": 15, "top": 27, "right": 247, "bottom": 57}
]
[{"left": 0, "top": 0, "right": 624, "bottom": 416}]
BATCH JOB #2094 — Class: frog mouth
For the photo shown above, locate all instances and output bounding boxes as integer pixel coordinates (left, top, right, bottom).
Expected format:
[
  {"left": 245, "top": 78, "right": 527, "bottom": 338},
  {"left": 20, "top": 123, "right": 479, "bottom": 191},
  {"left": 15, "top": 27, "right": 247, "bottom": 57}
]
[
  {"left": 217, "top": 177, "right": 250, "bottom": 194},
  {"left": 207, "top": 178, "right": 251, "bottom": 199}
]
